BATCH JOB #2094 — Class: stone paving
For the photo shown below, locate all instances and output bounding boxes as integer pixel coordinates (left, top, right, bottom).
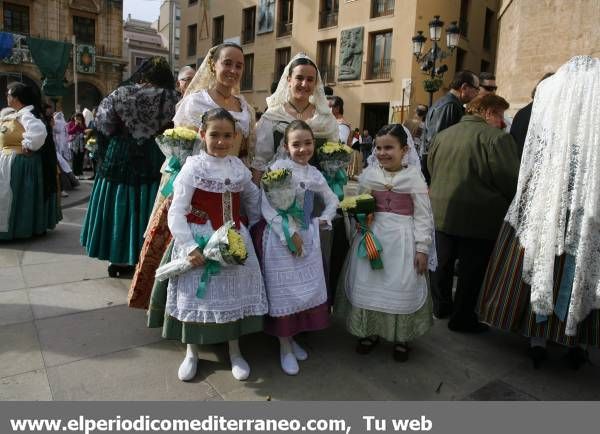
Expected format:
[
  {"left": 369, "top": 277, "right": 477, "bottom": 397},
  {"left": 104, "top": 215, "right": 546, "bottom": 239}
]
[{"left": 1, "top": 180, "right": 599, "bottom": 401}]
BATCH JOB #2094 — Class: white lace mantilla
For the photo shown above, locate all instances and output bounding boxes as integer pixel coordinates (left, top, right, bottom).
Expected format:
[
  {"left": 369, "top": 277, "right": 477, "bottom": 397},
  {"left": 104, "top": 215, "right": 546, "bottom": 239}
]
[
  {"left": 176, "top": 151, "right": 252, "bottom": 193},
  {"left": 504, "top": 56, "right": 600, "bottom": 335}
]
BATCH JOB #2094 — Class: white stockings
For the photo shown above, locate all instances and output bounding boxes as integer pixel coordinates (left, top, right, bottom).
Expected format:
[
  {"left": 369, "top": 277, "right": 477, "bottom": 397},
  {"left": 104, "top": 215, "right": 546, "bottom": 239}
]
[{"left": 177, "top": 340, "right": 250, "bottom": 382}]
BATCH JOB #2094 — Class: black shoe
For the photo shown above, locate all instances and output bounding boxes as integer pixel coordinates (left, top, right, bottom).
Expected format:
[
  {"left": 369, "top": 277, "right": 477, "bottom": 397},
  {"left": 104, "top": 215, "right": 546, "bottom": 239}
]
[
  {"left": 107, "top": 264, "right": 135, "bottom": 278},
  {"left": 528, "top": 346, "right": 547, "bottom": 370},
  {"left": 448, "top": 321, "right": 489, "bottom": 333},
  {"left": 433, "top": 306, "right": 452, "bottom": 319},
  {"left": 566, "top": 347, "right": 589, "bottom": 370}
]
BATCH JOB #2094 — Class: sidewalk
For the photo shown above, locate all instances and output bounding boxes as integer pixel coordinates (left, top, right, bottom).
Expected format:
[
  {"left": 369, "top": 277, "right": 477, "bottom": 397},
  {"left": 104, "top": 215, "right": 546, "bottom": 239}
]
[{"left": 0, "top": 182, "right": 599, "bottom": 401}]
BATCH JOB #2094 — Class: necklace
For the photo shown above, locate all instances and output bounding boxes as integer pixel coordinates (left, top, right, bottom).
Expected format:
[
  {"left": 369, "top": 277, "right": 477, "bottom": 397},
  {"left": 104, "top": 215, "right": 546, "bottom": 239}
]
[
  {"left": 214, "top": 87, "right": 232, "bottom": 100},
  {"left": 381, "top": 166, "right": 401, "bottom": 191},
  {"left": 287, "top": 100, "right": 311, "bottom": 119}
]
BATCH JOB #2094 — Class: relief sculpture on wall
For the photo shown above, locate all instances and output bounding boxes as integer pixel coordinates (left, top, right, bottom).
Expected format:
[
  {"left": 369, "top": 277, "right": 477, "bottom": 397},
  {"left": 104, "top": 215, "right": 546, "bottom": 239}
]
[{"left": 338, "top": 27, "right": 364, "bottom": 81}]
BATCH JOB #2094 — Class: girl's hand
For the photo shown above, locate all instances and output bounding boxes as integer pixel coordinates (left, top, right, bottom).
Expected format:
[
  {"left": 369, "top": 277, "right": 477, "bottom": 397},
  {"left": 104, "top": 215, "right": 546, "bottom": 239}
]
[
  {"left": 414, "top": 252, "right": 428, "bottom": 275},
  {"left": 291, "top": 232, "right": 303, "bottom": 257},
  {"left": 188, "top": 248, "right": 206, "bottom": 267}
]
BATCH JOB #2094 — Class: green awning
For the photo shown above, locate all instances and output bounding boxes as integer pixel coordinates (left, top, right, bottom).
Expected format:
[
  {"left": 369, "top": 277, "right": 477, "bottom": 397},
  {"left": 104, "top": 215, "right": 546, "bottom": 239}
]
[{"left": 27, "top": 37, "right": 72, "bottom": 96}]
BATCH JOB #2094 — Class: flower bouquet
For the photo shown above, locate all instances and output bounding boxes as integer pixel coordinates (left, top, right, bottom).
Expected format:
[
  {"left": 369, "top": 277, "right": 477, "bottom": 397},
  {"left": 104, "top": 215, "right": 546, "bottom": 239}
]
[
  {"left": 85, "top": 137, "right": 97, "bottom": 159},
  {"left": 156, "top": 127, "right": 199, "bottom": 196},
  {"left": 261, "top": 168, "right": 306, "bottom": 254},
  {"left": 155, "top": 221, "right": 248, "bottom": 298},
  {"left": 340, "top": 194, "right": 383, "bottom": 269},
  {"left": 317, "top": 142, "right": 353, "bottom": 200}
]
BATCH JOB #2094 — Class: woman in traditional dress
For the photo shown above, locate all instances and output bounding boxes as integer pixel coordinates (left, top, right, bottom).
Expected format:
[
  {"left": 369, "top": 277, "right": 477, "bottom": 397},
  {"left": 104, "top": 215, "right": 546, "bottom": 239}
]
[
  {"left": 252, "top": 54, "right": 343, "bottom": 294},
  {"left": 128, "top": 43, "right": 256, "bottom": 308},
  {"left": 477, "top": 56, "right": 600, "bottom": 370},
  {"left": 0, "top": 82, "right": 61, "bottom": 240},
  {"left": 80, "top": 57, "right": 179, "bottom": 277}
]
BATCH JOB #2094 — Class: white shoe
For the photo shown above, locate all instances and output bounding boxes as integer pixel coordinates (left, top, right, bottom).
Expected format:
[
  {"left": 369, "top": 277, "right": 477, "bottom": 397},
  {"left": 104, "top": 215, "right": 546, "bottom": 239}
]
[
  {"left": 230, "top": 355, "right": 250, "bottom": 381},
  {"left": 61, "top": 191, "right": 69, "bottom": 197},
  {"left": 177, "top": 356, "right": 198, "bottom": 381},
  {"left": 280, "top": 351, "right": 299, "bottom": 375},
  {"left": 291, "top": 340, "right": 308, "bottom": 361}
]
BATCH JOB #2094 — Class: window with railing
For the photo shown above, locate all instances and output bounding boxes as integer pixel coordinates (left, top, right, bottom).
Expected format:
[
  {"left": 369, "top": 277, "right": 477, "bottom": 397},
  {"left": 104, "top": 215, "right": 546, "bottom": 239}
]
[
  {"left": 187, "top": 24, "right": 197, "bottom": 57},
  {"left": 242, "top": 7, "right": 256, "bottom": 44},
  {"left": 241, "top": 53, "right": 254, "bottom": 91},
  {"left": 370, "top": 0, "right": 395, "bottom": 18},
  {"left": 277, "top": 0, "right": 293, "bottom": 37},
  {"left": 3, "top": 3, "right": 29, "bottom": 35},
  {"left": 366, "top": 30, "right": 392, "bottom": 80},
  {"left": 317, "top": 39, "right": 336, "bottom": 84},
  {"left": 274, "top": 47, "right": 291, "bottom": 79},
  {"left": 318, "top": 0, "right": 339, "bottom": 29},
  {"left": 73, "top": 16, "right": 96, "bottom": 45},
  {"left": 459, "top": 0, "right": 469, "bottom": 37},
  {"left": 212, "top": 16, "right": 224, "bottom": 46}
]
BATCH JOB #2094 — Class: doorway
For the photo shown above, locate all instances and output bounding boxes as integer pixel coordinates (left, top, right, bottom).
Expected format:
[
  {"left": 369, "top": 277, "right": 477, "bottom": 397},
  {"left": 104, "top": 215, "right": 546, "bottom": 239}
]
[{"left": 362, "top": 102, "right": 389, "bottom": 138}]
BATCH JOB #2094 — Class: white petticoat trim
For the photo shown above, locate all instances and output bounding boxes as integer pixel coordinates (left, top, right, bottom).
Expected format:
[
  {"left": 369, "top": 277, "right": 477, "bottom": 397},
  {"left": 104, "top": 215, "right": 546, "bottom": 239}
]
[{"left": 165, "top": 221, "right": 268, "bottom": 323}]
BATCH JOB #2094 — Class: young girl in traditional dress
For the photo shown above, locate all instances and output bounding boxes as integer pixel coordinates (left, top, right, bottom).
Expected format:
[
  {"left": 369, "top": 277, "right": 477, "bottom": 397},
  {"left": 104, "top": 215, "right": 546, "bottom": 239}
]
[
  {"left": 336, "top": 124, "right": 434, "bottom": 362},
  {"left": 256, "top": 120, "right": 338, "bottom": 375},
  {"left": 164, "top": 108, "right": 267, "bottom": 381}
]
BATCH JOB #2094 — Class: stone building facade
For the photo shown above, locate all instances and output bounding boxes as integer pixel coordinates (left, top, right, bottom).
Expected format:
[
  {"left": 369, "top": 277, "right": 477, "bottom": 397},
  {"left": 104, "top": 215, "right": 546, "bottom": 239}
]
[
  {"left": 0, "top": 0, "right": 126, "bottom": 115},
  {"left": 123, "top": 14, "right": 169, "bottom": 79},
  {"left": 179, "top": 0, "right": 499, "bottom": 133},
  {"left": 495, "top": 0, "right": 600, "bottom": 114}
]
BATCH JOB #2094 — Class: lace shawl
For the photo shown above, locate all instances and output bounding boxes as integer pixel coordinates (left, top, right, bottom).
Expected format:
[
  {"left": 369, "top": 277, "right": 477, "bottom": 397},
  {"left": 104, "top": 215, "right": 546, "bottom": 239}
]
[
  {"left": 504, "top": 56, "right": 600, "bottom": 335},
  {"left": 95, "top": 84, "right": 178, "bottom": 139},
  {"left": 175, "top": 151, "right": 252, "bottom": 193}
]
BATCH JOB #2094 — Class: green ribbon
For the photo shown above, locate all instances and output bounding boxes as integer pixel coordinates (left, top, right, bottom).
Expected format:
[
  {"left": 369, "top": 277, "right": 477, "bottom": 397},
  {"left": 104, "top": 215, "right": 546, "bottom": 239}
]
[
  {"left": 193, "top": 234, "right": 221, "bottom": 299},
  {"left": 274, "top": 200, "right": 306, "bottom": 254},
  {"left": 160, "top": 156, "right": 182, "bottom": 197},
  {"left": 324, "top": 168, "right": 348, "bottom": 201},
  {"left": 355, "top": 213, "right": 384, "bottom": 270}
]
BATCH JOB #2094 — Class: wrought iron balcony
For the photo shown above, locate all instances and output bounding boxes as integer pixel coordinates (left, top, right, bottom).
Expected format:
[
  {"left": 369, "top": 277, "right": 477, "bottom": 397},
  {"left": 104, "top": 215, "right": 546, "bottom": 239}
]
[
  {"left": 319, "top": 10, "right": 338, "bottom": 29},
  {"left": 365, "top": 58, "right": 393, "bottom": 80},
  {"left": 371, "top": 0, "right": 395, "bottom": 18}
]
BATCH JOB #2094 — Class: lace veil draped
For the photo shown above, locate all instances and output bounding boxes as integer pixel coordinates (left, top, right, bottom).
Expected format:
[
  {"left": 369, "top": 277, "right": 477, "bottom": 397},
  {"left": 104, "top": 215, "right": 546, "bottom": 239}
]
[{"left": 504, "top": 55, "right": 600, "bottom": 335}]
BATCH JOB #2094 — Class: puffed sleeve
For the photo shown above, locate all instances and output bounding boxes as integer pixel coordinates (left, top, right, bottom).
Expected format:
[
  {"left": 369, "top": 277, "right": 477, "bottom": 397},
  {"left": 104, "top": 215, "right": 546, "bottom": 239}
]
[
  {"left": 19, "top": 111, "right": 47, "bottom": 151},
  {"left": 251, "top": 116, "right": 276, "bottom": 171},
  {"left": 411, "top": 192, "right": 434, "bottom": 254},
  {"left": 173, "top": 93, "right": 202, "bottom": 130},
  {"left": 241, "top": 178, "right": 261, "bottom": 227},
  {"left": 167, "top": 176, "right": 198, "bottom": 255},
  {"left": 312, "top": 169, "right": 339, "bottom": 229}
]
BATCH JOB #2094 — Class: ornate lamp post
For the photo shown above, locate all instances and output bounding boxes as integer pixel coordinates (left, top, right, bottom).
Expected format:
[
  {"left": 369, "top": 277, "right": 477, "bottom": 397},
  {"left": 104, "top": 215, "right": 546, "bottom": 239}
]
[{"left": 412, "top": 16, "right": 460, "bottom": 107}]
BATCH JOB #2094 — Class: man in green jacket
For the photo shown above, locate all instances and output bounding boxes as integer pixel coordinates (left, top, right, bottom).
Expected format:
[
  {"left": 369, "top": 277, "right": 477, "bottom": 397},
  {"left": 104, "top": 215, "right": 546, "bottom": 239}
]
[{"left": 428, "top": 94, "right": 520, "bottom": 333}]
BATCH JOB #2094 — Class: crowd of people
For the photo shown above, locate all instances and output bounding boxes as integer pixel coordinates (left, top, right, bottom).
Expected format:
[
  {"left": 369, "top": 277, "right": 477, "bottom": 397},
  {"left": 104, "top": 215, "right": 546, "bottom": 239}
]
[{"left": 1, "top": 45, "right": 597, "bottom": 382}]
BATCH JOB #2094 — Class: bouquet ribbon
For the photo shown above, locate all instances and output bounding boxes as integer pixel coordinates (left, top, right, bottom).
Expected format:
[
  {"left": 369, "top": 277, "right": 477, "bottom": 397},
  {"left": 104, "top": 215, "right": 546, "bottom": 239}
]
[
  {"left": 276, "top": 201, "right": 306, "bottom": 254},
  {"left": 355, "top": 213, "right": 383, "bottom": 270},
  {"left": 160, "top": 156, "right": 182, "bottom": 197},
  {"left": 193, "top": 234, "right": 221, "bottom": 299},
  {"left": 324, "top": 168, "right": 348, "bottom": 201}
]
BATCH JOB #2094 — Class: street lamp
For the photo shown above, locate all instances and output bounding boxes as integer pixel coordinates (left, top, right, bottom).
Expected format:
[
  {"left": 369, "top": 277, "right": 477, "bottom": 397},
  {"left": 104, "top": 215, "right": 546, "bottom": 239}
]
[{"left": 412, "top": 17, "right": 460, "bottom": 107}]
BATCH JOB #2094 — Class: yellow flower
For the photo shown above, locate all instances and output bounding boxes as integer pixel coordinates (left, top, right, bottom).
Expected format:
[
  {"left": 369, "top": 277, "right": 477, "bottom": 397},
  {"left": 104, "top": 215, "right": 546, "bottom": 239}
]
[
  {"left": 340, "top": 194, "right": 375, "bottom": 211},
  {"left": 227, "top": 228, "right": 248, "bottom": 262},
  {"left": 86, "top": 138, "right": 96, "bottom": 145},
  {"left": 319, "top": 142, "right": 353, "bottom": 155},
  {"left": 261, "top": 168, "right": 291, "bottom": 184},
  {"left": 172, "top": 127, "right": 198, "bottom": 141}
]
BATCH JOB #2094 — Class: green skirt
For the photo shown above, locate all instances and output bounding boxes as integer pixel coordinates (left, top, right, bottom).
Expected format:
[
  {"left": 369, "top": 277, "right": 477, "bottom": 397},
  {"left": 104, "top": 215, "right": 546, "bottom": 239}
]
[
  {"left": 0, "top": 153, "right": 61, "bottom": 240},
  {"left": 147, "top": 243, "right": 264, "bottom": 345},
  {"left": 80, "top": 136, "right": 163, "bottom": 264},
  {"left": 334, "top": 285, "right": 433, "bottom": 343}
]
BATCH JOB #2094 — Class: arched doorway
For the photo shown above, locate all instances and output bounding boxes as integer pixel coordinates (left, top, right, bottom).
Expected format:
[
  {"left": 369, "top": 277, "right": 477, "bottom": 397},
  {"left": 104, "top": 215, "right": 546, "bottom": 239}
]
[
  {"left": 0, "top": 73, "right": 41, "bottom": 108},
  {"left": 63, "top": 81, "right": 103, "bottom": 118}
]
